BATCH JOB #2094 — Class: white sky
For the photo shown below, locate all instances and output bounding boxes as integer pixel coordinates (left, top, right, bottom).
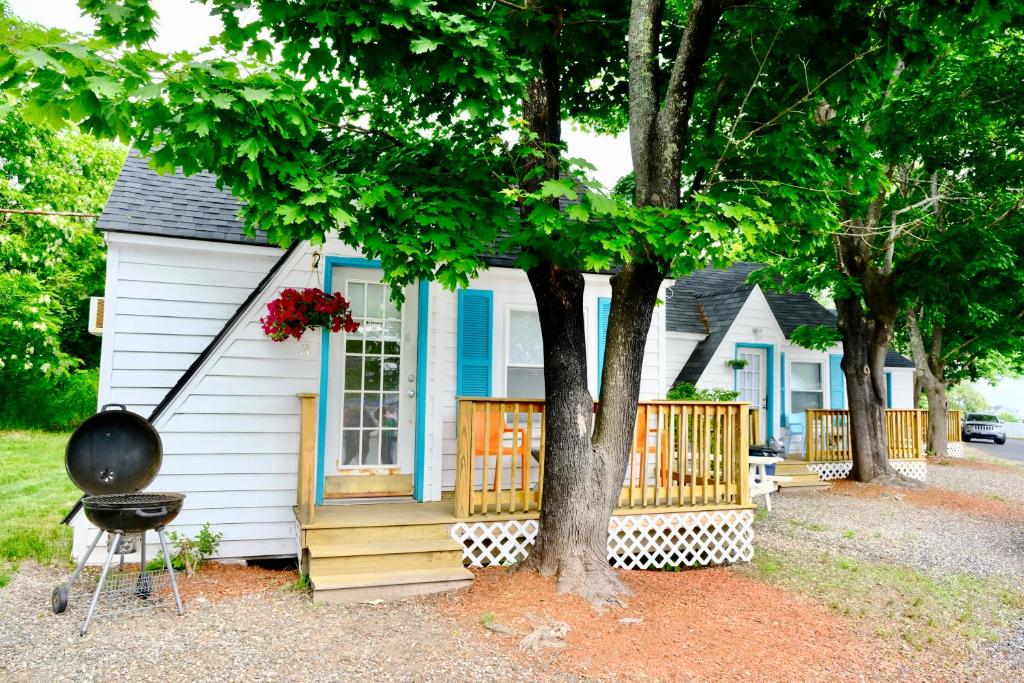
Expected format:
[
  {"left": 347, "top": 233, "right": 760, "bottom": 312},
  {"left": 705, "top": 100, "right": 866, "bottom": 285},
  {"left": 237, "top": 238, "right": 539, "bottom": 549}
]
[{"left": 11, "top": 1, "right": 1021, "bottom": 409}]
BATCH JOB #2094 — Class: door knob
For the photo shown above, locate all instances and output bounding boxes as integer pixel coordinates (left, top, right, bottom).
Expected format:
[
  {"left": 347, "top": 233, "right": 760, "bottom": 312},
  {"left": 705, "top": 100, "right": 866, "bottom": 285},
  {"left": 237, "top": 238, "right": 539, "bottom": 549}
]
[{"left": 408, "top": 390, "right": 415, "bottom": 397}]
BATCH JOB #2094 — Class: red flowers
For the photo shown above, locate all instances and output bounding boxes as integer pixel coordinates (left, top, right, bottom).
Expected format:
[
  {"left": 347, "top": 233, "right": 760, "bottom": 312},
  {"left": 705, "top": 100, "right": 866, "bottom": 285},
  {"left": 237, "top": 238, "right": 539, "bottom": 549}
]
[{"left": 260, "top": 287, "right": 359, "bottom": 342}]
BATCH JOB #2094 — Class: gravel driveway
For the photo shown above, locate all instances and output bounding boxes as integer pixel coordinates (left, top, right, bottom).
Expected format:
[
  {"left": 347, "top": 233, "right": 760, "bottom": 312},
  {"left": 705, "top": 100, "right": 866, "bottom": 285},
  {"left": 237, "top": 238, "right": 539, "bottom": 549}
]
[{"left": 0, "top": 563, "right": 578, "bottom": 683}]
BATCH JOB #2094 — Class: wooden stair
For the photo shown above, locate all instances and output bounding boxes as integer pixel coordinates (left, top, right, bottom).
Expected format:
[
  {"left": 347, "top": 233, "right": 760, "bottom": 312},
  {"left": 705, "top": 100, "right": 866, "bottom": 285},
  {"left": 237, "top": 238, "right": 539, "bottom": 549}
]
[
  {"left": 300, "top": 502, "right": 474, "bottom": 604},
  {"left": 773, "top": 459, "right": 831, "bottom": 490}
]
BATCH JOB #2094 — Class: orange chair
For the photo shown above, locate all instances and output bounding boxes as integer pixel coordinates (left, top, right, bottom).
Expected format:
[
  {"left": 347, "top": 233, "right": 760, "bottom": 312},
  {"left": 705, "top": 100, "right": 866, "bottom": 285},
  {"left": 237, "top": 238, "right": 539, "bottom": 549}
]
[
  {"left": 631, "top": 413, "right": 678, "bottom": 488},
  {"left": 473, "top": 410, "right": 530, "bottom": 491}
]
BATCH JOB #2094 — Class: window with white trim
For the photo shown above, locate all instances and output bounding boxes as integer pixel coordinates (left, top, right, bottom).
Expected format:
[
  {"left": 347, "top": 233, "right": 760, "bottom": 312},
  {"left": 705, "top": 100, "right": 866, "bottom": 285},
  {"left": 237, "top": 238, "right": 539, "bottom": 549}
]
[
  {"left": 506, "top": 308, "right": 545, "bottom": 398},
  {"left": 790, "top": 362, "right": 824, "bottom": 413}
]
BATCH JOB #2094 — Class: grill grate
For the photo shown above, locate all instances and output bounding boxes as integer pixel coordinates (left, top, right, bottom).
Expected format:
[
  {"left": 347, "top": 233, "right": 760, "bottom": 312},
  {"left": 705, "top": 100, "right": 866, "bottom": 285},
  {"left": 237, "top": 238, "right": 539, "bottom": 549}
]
[{"left": 85, "top": 493, "right": 183, "bottom": 506}]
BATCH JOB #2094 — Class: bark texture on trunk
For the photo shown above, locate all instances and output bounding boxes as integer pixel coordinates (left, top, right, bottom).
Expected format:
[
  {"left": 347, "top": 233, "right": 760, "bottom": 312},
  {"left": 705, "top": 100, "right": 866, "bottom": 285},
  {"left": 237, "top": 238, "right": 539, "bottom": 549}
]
[
  {"left": 907, "top": 309, "right": 948, "bottom": 456},
  {"left": 835, "top": 294, "right": 894, "bottom": 481},
  {"left": 520, "top": 264, "right": 625, "bottom": 602}
]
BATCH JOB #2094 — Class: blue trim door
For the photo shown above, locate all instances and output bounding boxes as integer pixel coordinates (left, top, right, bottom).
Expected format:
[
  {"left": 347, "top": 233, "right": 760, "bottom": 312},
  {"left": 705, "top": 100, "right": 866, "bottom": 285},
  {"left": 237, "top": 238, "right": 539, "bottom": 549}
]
[
  {"left": 829, "top": 354, "right": 846, "bottom": 409},
  {"left": 316, "top": 257, "right": 429, "bottom": 503},
  {"left": 734, "top": 343, "right": 775, "bottom": 441}
]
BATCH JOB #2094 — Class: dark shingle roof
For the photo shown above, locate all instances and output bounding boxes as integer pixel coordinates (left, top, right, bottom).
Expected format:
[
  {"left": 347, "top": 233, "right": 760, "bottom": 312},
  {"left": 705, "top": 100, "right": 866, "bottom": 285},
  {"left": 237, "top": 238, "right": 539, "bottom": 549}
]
[
  {"left": 674, "top": 287, "right": 753, "bottom": 385},
  {"left": 97, "top": 150, "right": 272, "bottom": 246},
  {"left": 666, "top": 263, "right": 913, "bottom": 385}
]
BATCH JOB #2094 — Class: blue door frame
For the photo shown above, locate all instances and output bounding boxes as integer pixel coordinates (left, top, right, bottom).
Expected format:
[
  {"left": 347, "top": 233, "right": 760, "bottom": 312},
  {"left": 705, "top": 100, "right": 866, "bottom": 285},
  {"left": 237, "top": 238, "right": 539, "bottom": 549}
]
[
  {"left": 315, "top": 256, "right": 430, "bottom": 504},
  {"left": 734, "top": 343, "right": 775, "bottom": 439}
]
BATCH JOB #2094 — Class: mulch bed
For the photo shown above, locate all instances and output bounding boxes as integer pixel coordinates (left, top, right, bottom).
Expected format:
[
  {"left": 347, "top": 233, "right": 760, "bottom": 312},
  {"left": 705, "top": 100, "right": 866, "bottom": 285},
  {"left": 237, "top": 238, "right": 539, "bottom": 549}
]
[
  {"left": 829, "top": 479, "right": 1024, "bottom": 522},
  {"left": 172, "top": 562, "right": 298, "bottom": 604},
  {"left": 442, "top": 567, "right": 943, "bottom": 683}
]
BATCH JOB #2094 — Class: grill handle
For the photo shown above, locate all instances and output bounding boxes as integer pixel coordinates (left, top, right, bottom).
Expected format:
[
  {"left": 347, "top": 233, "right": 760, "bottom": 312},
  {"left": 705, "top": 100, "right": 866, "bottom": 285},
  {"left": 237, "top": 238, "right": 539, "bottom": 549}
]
[
  {"left": 135, "top": 507, "right": 169, "bottom": 518},
  {"left": 61, "top": 496, "right": 84, "bottom": 526},
  {"left": 100, "top": 403, "right": 127, "bottom": 412}
]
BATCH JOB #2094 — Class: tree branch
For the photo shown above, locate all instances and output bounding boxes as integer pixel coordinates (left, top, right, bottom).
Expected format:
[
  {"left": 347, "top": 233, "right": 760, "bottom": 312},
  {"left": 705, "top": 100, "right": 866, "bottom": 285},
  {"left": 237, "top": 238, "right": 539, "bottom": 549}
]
[
  {"left": 312, "top": 116, "right": 403, "bottom": 146},
  {"left": 627, "top": 0, "right": 665, "bottom": 201}
]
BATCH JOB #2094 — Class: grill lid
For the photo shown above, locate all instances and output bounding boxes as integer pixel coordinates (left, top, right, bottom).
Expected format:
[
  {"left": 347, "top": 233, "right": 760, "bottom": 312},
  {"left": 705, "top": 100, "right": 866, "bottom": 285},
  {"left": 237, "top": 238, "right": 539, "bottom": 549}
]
[{"left": 65, "top": 404, "right": 163, "bottom": 496}]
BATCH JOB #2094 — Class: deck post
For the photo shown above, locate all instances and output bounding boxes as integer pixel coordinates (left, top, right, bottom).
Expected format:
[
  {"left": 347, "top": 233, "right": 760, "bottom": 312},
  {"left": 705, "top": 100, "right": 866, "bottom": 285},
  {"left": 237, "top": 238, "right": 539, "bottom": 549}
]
[
  {"left": 455, "top": 399, "right": 473, "bottom": 519},
  {"left": 737, "top": 403, "right": 751, "bottom": 506},
  {"left": 296, "top": 392, "right": 318, "bottom": 525}
]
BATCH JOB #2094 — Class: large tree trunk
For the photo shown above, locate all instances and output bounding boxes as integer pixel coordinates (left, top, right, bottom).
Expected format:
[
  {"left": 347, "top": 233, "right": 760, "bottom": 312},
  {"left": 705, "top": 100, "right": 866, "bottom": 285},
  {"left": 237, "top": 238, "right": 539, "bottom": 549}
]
[
  {"left": 924, "top": 382, "right": 949, "bottom": 456},
  {"left": 521, "top": 262, "right": 664, "bottom": 605},
  {"left": 835, "top": 294, "right": 895, "bottom": 481}
]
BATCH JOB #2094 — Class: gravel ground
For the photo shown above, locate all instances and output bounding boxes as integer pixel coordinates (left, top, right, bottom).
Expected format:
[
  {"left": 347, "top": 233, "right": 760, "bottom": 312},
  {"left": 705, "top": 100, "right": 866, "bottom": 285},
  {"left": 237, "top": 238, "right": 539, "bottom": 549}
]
[
  {"left": 755, "top": 458, "right": 1024, "bottom": 680},
  {"left": 757, "top": 485, "right": 1024, "bottom": 579},
  {"left": 928, "top": 450, "right": 1024, "bottom": 504},
  {"left": 0, "top": 563, "right": 580, "bottom": 683}
]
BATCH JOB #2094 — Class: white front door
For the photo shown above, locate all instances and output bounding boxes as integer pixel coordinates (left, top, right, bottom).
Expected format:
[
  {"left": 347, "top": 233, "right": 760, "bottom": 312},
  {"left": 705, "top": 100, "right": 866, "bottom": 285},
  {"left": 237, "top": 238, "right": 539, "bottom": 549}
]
[
  {"left": 323, "top": 267, "right": 418, "bottom": 497},
  {"left": 736, "top": 347, "right": 768, "bottom": 443}
]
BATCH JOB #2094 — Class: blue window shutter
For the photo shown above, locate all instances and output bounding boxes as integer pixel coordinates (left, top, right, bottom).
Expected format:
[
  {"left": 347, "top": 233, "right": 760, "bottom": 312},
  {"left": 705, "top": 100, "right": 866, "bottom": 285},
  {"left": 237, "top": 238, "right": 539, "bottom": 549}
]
[
  {"left": 886, "top": 372, "right": 893, "bottom": 408},
  {"left": 457, "top": 289, "right": 492, "bottom": 396},
  {"left": 829, "top": 354, "right": 845, "bottom": 409},
  {"left": 596, "top": 297, "right": 611, "bottom": 390},
  {"left": 780, "top": 352, "right": 787, "bottom": 425}
]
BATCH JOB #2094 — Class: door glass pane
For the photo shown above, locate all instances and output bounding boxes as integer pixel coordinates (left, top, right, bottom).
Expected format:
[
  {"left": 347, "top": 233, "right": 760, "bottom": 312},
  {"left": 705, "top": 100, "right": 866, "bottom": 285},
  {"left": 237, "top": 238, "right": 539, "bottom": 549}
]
[
  {"left": 381, "top": 430, "right": 398, "bottom": 465},
  {"left": 341, "top": 430, "right": 360, "bottom": 466},
  {"left": 338, "top": 277, "right": 404, "bottom": 468}
]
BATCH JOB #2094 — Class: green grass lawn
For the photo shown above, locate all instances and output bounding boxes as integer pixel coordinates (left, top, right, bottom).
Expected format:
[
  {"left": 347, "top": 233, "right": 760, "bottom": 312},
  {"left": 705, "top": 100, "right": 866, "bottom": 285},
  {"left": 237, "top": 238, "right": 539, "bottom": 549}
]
[{"left": 0, "top": 430, "right": 78, "bottom": 587}]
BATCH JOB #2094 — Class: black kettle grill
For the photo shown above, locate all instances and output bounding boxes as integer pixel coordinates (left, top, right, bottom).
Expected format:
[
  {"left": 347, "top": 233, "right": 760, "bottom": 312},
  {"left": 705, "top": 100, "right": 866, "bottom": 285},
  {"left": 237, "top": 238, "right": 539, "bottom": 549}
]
[{"left": 54, "top": 404, "right": 185, "bottom": 635}]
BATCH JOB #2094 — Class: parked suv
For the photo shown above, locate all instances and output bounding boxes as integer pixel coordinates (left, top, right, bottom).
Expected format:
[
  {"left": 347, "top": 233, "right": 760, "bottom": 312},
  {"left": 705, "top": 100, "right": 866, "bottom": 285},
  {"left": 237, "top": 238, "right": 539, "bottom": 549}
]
[{"left": 962, "top": 413, "right": 1007, "bottom": 444}]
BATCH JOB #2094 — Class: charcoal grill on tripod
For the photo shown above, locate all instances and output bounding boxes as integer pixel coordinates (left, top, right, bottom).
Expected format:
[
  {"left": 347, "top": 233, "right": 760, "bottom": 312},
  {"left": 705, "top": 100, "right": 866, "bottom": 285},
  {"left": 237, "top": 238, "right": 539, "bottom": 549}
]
[{"left": 54, "top": 404, "right": 185, "bottom": 635}]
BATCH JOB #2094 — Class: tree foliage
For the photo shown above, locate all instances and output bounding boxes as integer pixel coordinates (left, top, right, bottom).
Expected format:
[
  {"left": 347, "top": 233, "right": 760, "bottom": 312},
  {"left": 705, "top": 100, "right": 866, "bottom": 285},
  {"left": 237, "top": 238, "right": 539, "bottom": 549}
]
[{"left": 0, "top": 103, "right": 124, "bottom": 378}]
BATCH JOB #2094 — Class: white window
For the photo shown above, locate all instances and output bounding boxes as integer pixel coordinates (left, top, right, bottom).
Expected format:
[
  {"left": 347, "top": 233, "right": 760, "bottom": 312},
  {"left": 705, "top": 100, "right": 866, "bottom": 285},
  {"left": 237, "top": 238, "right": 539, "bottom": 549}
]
[
  {"left": 791, "top": 362, "right": 824, "bottom": 413},
  {"left": 506, "top": 308, "right": 545, "bottom": 398}
]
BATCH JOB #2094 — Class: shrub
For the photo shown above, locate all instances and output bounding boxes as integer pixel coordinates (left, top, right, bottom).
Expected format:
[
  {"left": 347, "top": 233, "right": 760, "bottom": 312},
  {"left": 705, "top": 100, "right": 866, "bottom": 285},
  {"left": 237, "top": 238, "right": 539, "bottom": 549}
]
[
  {"left": 666, "top": 382, "right": 740, "bottom": 402},
  {"left": 0, "top": 368, "right": 98, "bottom": 431},
  {"left": 147, "top": 522, "right": 224, "bottom": 576}
]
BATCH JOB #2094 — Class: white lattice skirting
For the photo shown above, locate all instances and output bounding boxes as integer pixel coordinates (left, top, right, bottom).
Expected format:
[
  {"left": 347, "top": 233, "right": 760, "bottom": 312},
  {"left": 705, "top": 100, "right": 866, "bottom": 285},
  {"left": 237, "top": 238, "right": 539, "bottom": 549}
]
[
  {"left": 807, "top": 460, "right": 927, "bottom": 482},
  {"left": 450, "top": 509, "right": 755, "bottom": 569},
  {"left": 947, "top": 442, "right": 965, "bottom": 458}
]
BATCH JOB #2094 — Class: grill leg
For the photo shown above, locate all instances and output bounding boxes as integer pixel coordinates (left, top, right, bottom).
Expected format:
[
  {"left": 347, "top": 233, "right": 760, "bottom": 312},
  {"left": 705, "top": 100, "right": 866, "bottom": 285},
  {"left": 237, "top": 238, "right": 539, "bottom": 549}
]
[
  {"left": 157, "top": 528, "right": 184, "bottom": 616},
  {"left": 66, "top": 528, "right": 105, "bottom": 592},
  {"left": 81, "top": 531, "right": 121, "bottom": 636}
]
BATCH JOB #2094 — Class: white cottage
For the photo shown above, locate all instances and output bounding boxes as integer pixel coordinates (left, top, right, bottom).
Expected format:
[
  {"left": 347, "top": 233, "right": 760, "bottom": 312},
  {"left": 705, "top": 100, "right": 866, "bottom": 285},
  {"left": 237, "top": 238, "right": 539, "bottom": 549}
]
[{"left": 78, "top": 152, "right": 917, "bottom": 601}]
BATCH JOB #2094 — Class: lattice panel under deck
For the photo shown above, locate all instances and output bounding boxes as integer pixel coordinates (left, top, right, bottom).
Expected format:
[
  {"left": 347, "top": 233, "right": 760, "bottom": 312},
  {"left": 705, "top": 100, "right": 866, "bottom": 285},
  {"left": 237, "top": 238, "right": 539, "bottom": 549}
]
[
  {"left": 450, "top": 509, "right": 755, "bottom": 569},
  {"left": 947, "top": 442, "right": 965, "bottom": 458},
  {"left": 807, "top": 460, "right": 927, "bottom": 482}
]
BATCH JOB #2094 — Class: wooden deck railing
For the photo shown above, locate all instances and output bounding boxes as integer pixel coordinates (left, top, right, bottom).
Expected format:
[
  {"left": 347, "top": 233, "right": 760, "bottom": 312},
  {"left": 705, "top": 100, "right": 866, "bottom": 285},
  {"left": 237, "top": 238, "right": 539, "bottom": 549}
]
[
  {"left": 455, "top": 398, "right": 751, "bottom": 519},
  {"left": 948, "top": 410, "right": 962, "bottom": 443},
  {"left": 805, "top": 408, "right": 928, "bottom": 462},
  {"left": 749, "top": 409, "right": 761, "bottom": 446}
]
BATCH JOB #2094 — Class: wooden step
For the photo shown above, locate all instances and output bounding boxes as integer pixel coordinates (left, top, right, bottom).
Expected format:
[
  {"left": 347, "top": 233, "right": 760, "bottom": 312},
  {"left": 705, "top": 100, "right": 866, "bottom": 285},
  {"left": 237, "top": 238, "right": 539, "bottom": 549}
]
[
  {"left": 311, "top": 567, "right": 474, "bottom": 604},
  {"left": 775, "top": 472, "right": 830, "bottom": 490},
  {"left": 305, "top": 522, "right": 453, "bottom": 546},
  {"left": 311, "top": 547, "right": 466, "bottom": 575},
  {"left": 307, "top": 538, "right": 463, "bottom": 558}
]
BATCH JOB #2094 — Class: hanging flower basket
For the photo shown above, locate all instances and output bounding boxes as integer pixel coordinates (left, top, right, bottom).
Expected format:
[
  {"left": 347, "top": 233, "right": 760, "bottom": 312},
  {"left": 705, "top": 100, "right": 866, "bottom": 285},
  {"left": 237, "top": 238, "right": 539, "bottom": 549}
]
[
  {"left": 725, "top": 358, "right": 748, "bottom": 370},
  {"left": 260, "top": 287, "right": 359, "bottom": 342}
]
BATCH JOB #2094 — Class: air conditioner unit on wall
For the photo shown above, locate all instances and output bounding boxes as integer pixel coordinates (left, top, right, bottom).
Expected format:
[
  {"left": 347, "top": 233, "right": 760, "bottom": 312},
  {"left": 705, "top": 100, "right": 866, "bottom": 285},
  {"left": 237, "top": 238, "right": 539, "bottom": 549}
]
[{"left": 88, "top": 296, "right": 104, "bottom": 336}]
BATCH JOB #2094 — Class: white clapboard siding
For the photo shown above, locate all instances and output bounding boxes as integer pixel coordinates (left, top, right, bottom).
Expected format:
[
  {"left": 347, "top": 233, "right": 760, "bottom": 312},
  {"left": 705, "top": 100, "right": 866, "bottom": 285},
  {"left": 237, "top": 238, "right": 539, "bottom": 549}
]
[
  {"left": 117, "top": 298, "right": 241, "bottom": 320},
  {"left": 161, "top": 413, "right": 301, "bottom": 433},
  {"left": 151, "top": 473, "right": 295, "bottom": 492},
  {"left": 110, "top": 369, "right": 193, "bottom": 388},
  {"left": 118, "top": 261, "right": 272, "bottom": 288},
  {"left": 112, "top": 352, "right": 198, "bottom": 371},
  {"left": 160, "top": 431, "right": 299, "bottom": 455},
  {"left": 118, "top": 280, "right": 256, "bottom": 304},
  {"left": 171, "top": 505, "right": 296, "bottom": 526},
  {"left": 112, "top": 333, "right": 219, "bottom": 354},
  {"left": 118, "top": 244, "right": 276, "bottom": 273},
  {"left": 159, "top": 453, "right": 297, "bottom": 475},
  {"left": 115, "top": 315, "right": 227, "bottom": 336},
  {"left": 169, "top": 489, "right": 298, "bottom": 510},
  {"left": 664, "top": 331, "right": 702, "bottom": 389},
  {"left": 177, "top": 394, "right": 301, "bottom": 415},
  {"left": 188, "top": 375, "right": 317, "bottom": 397},
  {"left": 207, "top": 357, "right": 320, "bottom": 379}
]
